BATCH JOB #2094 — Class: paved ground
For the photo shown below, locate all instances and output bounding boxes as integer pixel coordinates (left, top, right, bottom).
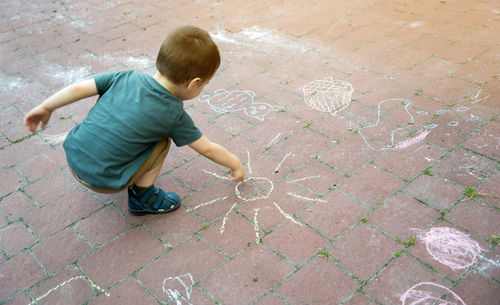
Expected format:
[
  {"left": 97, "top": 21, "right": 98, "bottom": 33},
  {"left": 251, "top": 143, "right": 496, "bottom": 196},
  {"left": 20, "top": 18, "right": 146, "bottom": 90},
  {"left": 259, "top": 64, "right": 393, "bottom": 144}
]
[{"left": 0, "top": 0, "right": 499, "bottom": 304}]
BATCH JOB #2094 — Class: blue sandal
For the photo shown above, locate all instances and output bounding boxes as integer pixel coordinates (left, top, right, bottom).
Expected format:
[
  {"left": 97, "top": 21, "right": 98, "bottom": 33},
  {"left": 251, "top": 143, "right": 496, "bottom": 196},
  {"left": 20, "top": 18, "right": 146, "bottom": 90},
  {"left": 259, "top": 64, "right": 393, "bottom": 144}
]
[{"left": 128, "top": 185, "right": 181, "bottom": 215}]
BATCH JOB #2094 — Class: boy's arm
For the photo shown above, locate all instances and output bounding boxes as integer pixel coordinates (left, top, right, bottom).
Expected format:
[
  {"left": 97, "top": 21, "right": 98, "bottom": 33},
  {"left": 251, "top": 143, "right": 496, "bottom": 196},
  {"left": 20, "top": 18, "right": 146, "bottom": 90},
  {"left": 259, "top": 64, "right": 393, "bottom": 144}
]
[
  {"left": 188, "top": 135, "right": 245, "bottom": 182},
  {"left": 24, "top": 79, "right": 98, "bottom": 132}
]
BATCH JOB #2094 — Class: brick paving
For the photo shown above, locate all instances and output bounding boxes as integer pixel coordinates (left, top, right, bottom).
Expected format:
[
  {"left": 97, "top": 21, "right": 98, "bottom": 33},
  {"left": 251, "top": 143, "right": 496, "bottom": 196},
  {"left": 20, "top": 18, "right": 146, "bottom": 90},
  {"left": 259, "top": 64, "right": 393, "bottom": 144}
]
[{"left": 0, "top": 0, "right": 499, "bottom": 304}]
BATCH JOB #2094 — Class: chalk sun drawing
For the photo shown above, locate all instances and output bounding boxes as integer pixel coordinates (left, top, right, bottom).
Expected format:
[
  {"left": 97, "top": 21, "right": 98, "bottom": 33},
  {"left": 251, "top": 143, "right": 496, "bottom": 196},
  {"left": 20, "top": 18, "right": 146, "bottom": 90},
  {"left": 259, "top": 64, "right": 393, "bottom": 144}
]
[
  {"left": 200, "top": 89, "right": 283, "bottom": 121},
  {"left": 303, "top": 77, "right": 353, "bottom": 114},
  {"left": 162, "top": 273, "right": 195, "bottom": 305},
  {"left": 416, "top": 227, "right": 483, "bottom": 270},
  {"left": 193, "top": 151, "right": 324, "bottom": 242},
  {"left": 400, "top": 282, "right": 466, "bottom": 305},
  {"left": 28, "top": 275, "right": 109, "bottom": 305}
]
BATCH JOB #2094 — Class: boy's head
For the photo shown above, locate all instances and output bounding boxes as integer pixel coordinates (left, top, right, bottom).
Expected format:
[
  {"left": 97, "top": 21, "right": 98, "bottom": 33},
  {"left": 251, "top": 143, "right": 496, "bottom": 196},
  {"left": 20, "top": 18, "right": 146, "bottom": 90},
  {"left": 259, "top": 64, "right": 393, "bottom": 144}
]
[{"left": 156, "top": 25, "right": 220, "bottom": 85}]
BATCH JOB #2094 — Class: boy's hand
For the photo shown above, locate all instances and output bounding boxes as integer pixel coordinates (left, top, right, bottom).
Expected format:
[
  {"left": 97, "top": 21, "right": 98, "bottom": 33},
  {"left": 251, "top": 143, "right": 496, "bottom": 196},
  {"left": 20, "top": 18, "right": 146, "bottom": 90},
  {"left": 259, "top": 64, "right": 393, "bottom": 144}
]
[
  {"left": 24, "top": 106, "right": 52, "bottom": 133},
  {"left": 229, "top": 165, "right": 245, "bottom": 183}
]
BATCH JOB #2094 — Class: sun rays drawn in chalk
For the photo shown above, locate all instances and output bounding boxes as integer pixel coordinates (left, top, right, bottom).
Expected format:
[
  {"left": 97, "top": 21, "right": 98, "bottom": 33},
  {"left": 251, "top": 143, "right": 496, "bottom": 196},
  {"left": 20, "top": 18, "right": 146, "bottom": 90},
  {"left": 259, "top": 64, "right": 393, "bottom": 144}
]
[
  {"left": 28, "top": 275, "right": 109, "bottom": 305},
  {"left": 189, "top": 151, "right": 324, "bottom": 243},
  {"left": 200, "top": 89, "right": 284, "bottom": 121}
]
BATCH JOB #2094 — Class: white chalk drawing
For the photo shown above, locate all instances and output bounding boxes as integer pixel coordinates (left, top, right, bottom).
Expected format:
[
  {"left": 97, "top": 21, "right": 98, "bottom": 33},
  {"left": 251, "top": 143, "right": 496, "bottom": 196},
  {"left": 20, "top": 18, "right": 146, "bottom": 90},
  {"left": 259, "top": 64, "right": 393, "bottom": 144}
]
[
  {"left": 235, "top": 177, "right": 274, "bottom": 201},
  {"left": 303, "top": 77, "right": 353, "bottom": 114},
  {"left": 253, "top": 208, "right": 261, "bottom": 243},
  {"left": 38, "top": 132, "right": 69, "bottom": 146},
  {"left": 358, "top": 98, "right": 418, "bottom": 151},
  {"left": 416, "top": 227, "right": 483, "bottom": 270},
  {"left": 358, "top": 99, "right": 481, "bottom": 151},
  {"left": 470, "top": 88, "right": 489, "bottom": 104},
  {"left": 409, "top": 21, "right": 425, "bottom": 28},
  {"left": 400, "top": 282, "right": 466, "bottom": 305},
  {"left": 194, "top": 151, "right": 321, "bottom": 241},
  {"left": 162, "top": 273, "right": 195, "bottom": 305},
  {"left": 28, "top": 275, "right": 109, "bottom": 305},
  {"left": 477, "top": 255, "right": 500, "bottom": 273},
  {"left": 200, "top": 89, "right": 283, "bottom": 121}
]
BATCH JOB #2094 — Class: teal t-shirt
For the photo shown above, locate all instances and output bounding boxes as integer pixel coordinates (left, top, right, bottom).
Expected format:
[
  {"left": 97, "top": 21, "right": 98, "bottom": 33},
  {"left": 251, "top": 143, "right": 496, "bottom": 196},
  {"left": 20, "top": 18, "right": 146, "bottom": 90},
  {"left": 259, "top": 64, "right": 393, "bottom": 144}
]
[{"left": 63, "top": 70, "right": 202, "bottom": 190}]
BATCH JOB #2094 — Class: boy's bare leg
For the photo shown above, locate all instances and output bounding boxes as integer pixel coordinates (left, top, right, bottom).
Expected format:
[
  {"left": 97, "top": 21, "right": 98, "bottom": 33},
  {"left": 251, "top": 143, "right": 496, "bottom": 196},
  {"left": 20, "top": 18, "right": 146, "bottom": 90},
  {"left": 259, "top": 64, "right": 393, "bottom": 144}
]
[{"left": 133, "top": 163, "right": 163, "bottom": 188}]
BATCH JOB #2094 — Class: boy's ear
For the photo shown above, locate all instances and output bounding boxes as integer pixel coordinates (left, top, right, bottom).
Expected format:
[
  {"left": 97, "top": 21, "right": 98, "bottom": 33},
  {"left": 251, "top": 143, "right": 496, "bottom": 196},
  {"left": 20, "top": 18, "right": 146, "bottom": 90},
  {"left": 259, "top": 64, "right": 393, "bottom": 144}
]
[{"left": 187, "top": 77, "right": 202, "bottom": 90}]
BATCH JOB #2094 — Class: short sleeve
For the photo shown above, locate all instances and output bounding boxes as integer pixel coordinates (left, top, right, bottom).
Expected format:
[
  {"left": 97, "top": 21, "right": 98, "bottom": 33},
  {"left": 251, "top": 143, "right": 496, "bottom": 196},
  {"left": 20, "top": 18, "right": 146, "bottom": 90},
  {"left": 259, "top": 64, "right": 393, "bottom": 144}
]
[
  {"left": 170, "top": 110, "right": 203, "bottom": 147},
  {"left": 94, "top": 72, "right": 122, "bottom": 96}
]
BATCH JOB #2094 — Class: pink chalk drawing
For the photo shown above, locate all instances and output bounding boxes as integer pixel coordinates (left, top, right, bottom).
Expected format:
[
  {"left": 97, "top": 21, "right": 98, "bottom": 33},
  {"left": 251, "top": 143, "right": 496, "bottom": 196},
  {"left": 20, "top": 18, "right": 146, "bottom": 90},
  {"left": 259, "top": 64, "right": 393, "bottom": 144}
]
[
  {"left": 393, "top": 129, "right": 431, "bottom": 150},
  {"left": 162, "top": 273, "right": 194, "bottom": 305},
  {"left": 400, "top": 282, "right": 466, "bottom": 305},
  {"left": 200, "top": 89, "right": 283, "bottom": 121},
  {"left": 417, "top": 227, "right": 483, "bottom": 270}
]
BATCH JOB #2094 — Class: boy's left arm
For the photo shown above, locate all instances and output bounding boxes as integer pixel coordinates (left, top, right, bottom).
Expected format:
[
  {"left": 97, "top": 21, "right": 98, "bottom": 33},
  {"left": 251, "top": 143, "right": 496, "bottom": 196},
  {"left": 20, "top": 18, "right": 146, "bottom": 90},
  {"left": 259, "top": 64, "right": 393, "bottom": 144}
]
[
  {"left": 188, "top": 135, "right": 245, "bottom": 182},
  {"left": 24, "top": 79, "right": 98, "bottom": 132}
]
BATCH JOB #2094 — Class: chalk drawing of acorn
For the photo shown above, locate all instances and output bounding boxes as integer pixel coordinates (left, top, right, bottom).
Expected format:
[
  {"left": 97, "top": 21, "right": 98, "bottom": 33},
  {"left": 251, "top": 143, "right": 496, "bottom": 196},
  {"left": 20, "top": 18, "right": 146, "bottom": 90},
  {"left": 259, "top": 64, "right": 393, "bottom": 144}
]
[{"left": 303, "top": 77, "right": 353, "bottom": 113}]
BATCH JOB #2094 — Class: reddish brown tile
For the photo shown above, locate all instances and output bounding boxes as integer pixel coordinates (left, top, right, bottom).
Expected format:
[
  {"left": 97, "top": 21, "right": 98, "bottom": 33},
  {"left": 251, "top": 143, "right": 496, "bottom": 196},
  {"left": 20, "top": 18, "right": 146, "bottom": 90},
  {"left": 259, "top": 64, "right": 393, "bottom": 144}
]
[
  {"left": 330, "top": 224, "right": 400, "bottom": 280},
  {"left": 0, "top": 221, "right": 36, "bottom": 257},
  {"left": 202, "top": 245, "right": 294, "bottom": 304},
  {"left": 0, "top": 251, "right": 44, "bottom": 300},
  {"left": 25, "top": 189, "right": 101, "bottom": 239},
  {"left": 338, "top": 164, "right": 404, "bottom": 206},
  {"left": 277, "top": 257, "right": 358, "bottom": 304},
  {"left": 404, "top": 174, "right": 464, "bottom": 211},
  {"left": 79, "top": 227, "right": 164, "bottom": 288},
  {"left": 320, "top": 134, "right": 380, "bottom": 175},
  {"left": 264, "top": 221, "right": 329, "bottom": 266},
  {"left": 370, "top": 192, "right": 439, "bottom": 240},
  {"left": 0, "top": 191, "right": 37, "bottom": 222},
  {"left": 299, "top": 191, "right": 369, "bottom": 240},
  {"left": 453, "top": 272, "right": 500, "bottom": 305},
  {"left": 462, "top": 120, "right": 500, "bottom": 160},
  {"left": 446, "top": 198, "right": 500, "bottom": 240},
  {"left": 75, "top": 205, "right": 131, "bottom": 247}
]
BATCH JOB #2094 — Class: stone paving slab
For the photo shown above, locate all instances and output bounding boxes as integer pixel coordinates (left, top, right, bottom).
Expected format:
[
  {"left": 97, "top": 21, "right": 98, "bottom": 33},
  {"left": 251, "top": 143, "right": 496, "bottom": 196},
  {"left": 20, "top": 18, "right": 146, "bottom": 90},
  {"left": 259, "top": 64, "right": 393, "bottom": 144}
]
[{"left": 1, "top": 0, "right": 499, "bottom": 304}]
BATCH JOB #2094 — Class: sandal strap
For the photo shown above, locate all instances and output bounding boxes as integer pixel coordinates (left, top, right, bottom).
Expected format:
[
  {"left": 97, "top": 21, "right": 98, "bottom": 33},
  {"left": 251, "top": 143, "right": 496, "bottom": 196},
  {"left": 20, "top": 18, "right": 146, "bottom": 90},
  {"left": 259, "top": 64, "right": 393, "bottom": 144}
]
[
  {"left": 149, "top": 187, "right": 168, "bottom": 210},
  {"left": 135, "top": 186, "right": 156, "bottom": 205}
]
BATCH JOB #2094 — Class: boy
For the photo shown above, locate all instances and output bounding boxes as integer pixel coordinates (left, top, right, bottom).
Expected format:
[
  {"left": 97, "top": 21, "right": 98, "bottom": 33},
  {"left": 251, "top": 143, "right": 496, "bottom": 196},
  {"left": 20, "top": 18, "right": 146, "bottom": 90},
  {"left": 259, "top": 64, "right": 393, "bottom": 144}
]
[{"left": 24, "top": 25, "right": 245, "bottom": 215}]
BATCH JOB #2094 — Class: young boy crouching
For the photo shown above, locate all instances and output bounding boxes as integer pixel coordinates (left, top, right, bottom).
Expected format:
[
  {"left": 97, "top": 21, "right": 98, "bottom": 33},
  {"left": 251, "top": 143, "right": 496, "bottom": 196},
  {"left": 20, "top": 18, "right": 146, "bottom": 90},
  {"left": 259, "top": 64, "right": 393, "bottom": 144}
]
[{"left": 24, "top": 25, "right": 245, "bottom": 215}]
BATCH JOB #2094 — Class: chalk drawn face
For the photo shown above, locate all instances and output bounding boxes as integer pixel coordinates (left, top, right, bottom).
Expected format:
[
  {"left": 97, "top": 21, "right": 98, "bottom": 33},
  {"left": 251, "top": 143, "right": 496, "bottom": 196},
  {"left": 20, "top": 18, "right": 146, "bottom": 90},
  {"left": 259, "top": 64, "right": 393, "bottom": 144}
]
[
  {"left": 419, "top": 227, "right": 482, "bottom": 270},
  {"left": 200, "top": 89, "right": 283, "bottom": 121},
  {"left": 400, "top": 282, "right": 466, "bottom": 305}
]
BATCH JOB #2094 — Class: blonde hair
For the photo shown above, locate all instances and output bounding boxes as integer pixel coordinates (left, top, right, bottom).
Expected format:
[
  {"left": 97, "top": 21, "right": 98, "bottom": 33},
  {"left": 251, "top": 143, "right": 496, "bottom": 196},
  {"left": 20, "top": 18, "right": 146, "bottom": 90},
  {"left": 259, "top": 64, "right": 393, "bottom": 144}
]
[{"left": 156, "top": 25, "right": 220, "bottom": 84}]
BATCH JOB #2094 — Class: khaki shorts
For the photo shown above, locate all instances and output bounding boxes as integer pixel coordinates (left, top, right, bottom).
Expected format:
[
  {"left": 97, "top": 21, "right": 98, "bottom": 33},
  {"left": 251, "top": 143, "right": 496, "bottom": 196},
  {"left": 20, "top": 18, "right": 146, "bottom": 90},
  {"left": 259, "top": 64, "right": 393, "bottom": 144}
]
[{"left": 70, "top": 139, "right": 171, "bottom": 194}]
